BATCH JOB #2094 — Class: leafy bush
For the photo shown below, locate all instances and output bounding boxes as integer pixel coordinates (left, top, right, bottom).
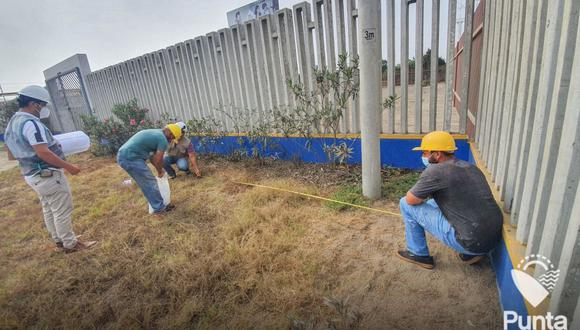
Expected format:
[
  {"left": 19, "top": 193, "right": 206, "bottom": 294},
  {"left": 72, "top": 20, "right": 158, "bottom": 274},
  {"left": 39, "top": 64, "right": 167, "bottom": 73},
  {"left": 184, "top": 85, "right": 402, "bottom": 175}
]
[{"left": 82, "top": 99, "right": 165, "bottom": 156}]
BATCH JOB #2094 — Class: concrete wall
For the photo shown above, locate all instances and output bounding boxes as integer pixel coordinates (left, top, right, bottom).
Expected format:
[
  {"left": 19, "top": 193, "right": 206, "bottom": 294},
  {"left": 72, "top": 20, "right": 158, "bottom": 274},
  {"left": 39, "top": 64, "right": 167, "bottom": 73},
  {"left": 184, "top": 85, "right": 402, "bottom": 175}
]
[{"left": 475, "top": 0, "right": 579, "bottom": 323}]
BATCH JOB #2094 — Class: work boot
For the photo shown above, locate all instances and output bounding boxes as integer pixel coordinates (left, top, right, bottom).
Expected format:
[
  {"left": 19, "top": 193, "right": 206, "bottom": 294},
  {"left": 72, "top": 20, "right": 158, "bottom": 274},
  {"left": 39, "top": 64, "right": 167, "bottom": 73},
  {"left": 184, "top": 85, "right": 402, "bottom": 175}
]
[
  {"left": 458, "top": 253, "right": 484, "bottom": 265},
  {"left": 154, "top": 203, "right": 176, "bottom": 216},
  {"left": 55, "top": 241, "right": 64, "bottom": 249},
  {"left": 64, "top": 240, "right": 98, "bottom": 254},
  {"left": 396, "top": 250, "right": 435, "bottom": 269}
]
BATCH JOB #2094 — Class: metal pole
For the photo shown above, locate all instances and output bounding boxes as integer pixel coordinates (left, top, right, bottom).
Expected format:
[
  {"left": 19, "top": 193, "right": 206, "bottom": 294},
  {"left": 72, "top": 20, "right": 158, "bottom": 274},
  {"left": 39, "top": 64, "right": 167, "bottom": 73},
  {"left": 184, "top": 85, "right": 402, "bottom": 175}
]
[{"left": 358, "top": 0, "right": 382, "bottom": 200}]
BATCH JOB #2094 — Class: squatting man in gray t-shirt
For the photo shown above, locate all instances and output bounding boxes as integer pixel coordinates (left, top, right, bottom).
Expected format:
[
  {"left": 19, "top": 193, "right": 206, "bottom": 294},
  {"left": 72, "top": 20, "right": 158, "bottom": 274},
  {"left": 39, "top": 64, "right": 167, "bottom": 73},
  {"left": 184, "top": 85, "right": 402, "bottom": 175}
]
[{"left": 396, "top": 131, "right": 503, "bottom": 269}]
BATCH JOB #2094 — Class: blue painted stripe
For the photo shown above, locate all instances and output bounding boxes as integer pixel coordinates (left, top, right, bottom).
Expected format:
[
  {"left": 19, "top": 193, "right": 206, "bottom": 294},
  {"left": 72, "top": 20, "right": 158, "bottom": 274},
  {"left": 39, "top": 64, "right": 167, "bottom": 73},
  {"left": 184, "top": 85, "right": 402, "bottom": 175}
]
[
  {"left": 466, "top": 145, "right": 529, "bottom": 327},
  {"left": 191, "top": 136, "right": 470, "bottom": 170},
  {"left": 490, "top": 240, "right": 529, "bottom": 329}
]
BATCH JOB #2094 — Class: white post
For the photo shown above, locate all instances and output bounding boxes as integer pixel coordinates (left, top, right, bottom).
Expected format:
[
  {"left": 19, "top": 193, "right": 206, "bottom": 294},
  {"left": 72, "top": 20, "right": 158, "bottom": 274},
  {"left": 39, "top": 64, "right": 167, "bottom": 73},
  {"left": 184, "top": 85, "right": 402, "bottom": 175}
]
[{"left": 358, "top": 0, "right": 382, "bottom": 200}]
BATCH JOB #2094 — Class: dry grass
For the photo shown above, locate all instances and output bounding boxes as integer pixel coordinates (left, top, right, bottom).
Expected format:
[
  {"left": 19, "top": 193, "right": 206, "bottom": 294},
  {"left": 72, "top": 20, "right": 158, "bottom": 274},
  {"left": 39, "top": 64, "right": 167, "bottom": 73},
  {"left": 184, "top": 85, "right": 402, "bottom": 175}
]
[{"left": 0, "top": 153, "right": 501, "bottom": 329}]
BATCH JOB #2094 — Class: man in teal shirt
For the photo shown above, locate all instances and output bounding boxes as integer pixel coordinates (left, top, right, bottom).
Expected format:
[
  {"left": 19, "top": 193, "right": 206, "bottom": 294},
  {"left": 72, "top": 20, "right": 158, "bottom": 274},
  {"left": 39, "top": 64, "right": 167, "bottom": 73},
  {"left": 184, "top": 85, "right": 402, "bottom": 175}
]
[{"left": 117, "top": 124, "right": 182, "bottom": 214}]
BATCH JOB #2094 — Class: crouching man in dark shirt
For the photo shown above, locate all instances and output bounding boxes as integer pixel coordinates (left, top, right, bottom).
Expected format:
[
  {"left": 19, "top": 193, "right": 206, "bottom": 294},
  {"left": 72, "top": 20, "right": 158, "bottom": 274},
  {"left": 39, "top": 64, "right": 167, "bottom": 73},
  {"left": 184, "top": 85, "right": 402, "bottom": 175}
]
[{"left": 397, "top": 131, "right": 503, "bottom": 269}]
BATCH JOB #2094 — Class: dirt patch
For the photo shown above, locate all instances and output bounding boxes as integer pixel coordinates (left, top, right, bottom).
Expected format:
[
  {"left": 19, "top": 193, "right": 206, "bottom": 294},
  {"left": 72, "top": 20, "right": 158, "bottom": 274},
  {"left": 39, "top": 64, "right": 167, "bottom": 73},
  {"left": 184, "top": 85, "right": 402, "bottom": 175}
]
[{"left": 0, "top": 153, "right": 501, "bottom": 329}]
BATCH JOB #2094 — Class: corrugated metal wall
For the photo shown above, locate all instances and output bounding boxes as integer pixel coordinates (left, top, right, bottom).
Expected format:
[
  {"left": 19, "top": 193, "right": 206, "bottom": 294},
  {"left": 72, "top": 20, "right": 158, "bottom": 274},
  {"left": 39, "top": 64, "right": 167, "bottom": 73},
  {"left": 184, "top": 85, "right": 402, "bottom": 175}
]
[{"left": 475, "top": 0, "right": 579, "bottom": 321}]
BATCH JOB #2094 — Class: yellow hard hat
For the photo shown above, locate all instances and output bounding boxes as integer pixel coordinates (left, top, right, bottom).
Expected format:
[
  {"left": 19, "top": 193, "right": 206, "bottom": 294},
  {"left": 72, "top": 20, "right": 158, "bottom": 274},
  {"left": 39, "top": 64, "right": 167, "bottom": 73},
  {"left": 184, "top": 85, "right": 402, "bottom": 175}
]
[
  {"left": 412, "top": 131, "right": 457, "bottom": 152},
  {"left": 165, "top": 123, "right": 182, "bottom": 140}
]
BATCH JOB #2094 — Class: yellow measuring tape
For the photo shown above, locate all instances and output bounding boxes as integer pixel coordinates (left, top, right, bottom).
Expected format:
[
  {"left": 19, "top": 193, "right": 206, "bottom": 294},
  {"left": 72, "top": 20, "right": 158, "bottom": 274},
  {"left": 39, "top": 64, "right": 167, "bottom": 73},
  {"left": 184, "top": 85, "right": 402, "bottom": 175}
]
[{"left": 232, "top": 181, "right": 402, "bottom": 217}]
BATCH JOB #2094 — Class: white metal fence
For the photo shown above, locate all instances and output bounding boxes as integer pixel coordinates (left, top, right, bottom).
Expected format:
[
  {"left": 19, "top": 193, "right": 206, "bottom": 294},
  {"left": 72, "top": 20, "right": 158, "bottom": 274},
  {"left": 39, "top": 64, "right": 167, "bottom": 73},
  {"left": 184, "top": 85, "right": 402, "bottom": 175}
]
[
  {"left": 475, "top": 0, "right": 579, "bottom": 320},
  {"left": 86, "top": 0, "right": 474, "bottom": 134}
]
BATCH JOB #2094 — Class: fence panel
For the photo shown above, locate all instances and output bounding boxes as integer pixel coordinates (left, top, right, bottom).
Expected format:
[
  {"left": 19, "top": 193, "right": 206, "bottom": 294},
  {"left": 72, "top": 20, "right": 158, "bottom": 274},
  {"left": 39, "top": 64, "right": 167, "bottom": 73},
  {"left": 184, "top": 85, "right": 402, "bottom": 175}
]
[
  {"left": 475, "top": 0, "right": 579, "bottom": 320},
  {"left": 85, "top": 1, "right": 467, "bottom": 135}
]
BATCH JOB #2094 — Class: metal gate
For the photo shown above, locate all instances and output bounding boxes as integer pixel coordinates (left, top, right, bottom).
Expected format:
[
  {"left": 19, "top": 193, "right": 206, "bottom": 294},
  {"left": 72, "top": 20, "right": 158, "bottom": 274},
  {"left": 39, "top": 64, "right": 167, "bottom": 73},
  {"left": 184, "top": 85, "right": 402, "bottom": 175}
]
[{"left": 45, "top": 67, "right": 92, "bottom": 133}]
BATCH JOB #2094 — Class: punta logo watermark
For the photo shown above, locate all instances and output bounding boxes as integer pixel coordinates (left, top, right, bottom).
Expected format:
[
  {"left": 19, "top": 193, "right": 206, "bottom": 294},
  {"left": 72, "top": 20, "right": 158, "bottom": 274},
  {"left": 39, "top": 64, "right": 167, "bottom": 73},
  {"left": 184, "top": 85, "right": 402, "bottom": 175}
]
[{"left": 503, "top": 254, "right": 567, "bottom": 330}]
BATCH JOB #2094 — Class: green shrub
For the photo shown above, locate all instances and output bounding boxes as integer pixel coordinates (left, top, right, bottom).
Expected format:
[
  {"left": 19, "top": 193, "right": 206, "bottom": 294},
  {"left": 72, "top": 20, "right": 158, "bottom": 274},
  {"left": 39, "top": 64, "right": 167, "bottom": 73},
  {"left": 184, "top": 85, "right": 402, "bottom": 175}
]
[{"left": 82, "top": 99, "right": 164, "bottom": 156}]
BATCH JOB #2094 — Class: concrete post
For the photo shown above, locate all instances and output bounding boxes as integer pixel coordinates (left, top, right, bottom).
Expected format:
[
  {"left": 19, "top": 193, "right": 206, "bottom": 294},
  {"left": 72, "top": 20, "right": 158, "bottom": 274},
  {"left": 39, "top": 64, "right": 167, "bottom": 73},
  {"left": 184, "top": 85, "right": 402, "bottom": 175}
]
[{"left": 358, "top": 0, "right": 382, "bottom": 200}]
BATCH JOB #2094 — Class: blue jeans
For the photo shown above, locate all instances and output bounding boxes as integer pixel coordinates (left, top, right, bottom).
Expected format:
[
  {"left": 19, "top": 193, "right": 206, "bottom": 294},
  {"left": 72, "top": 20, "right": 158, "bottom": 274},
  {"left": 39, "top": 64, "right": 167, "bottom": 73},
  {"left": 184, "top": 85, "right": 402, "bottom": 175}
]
[
  {"left": 117, "top": 155, "right": 165, "bottom": 212},
  {"left": 399, "top": 197, "right": 481, "bottom": 257},
  {"left": 163, "top": 156, "right": 189, "bottom": 177}
]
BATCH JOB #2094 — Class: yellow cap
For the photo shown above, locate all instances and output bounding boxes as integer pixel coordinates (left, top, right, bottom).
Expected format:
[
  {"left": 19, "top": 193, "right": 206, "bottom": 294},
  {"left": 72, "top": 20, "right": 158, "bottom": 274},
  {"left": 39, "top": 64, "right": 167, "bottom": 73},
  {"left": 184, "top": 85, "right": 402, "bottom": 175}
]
[
  {"left": 412, "top": 131, "right": 457, "bottom": 152},
  {"left": 165, "top": 123, "right": 182, "bottom": 140}
]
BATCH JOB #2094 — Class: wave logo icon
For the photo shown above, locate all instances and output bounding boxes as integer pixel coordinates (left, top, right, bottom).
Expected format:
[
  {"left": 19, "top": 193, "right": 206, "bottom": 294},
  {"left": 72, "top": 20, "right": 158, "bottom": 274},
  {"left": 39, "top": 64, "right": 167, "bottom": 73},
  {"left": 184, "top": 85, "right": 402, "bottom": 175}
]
[{"left": 511, "top": 254, "right": 560, "bottom": 307}]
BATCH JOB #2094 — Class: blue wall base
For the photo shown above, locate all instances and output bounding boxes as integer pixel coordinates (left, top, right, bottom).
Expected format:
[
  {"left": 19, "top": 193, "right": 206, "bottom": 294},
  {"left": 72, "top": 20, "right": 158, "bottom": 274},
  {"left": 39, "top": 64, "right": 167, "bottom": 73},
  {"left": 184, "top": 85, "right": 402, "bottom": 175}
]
[{"left": 191, "top": 135, "right": 470, "bottom": 170}]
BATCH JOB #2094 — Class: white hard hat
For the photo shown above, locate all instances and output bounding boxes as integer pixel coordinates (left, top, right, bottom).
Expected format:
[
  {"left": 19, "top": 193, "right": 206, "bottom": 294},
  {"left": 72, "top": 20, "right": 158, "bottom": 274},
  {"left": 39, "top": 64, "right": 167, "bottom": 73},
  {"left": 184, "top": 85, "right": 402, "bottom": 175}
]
[
  {"left": 19, "top": 85, "right": 51, "bottom": 104},
  {"left": 176, "top": 121, "right": 187, "bottom": 131}
]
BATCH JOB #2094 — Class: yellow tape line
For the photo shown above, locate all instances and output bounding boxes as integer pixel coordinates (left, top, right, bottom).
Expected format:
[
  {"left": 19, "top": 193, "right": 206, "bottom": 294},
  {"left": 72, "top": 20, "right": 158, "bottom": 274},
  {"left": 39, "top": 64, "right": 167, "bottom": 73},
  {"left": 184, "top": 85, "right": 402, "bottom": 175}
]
[{"left": 232, "top": 181, "right": 402, "bottom": 217}]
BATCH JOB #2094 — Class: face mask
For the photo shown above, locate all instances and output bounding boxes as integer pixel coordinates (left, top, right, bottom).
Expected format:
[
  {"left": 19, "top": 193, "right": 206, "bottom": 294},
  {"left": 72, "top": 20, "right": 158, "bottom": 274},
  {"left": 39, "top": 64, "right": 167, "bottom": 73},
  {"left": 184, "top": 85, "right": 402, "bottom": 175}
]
[
  {"left": 421, "top": 156, "right": 430, "bottom": 168},
  {"left": 39, "top": 107, "right": 50, "bottom": 119}
]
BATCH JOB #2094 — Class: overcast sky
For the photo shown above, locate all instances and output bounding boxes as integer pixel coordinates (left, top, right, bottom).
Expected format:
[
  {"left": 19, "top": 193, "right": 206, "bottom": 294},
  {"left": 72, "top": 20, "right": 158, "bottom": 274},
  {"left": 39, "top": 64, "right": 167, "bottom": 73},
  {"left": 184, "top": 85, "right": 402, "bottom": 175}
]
[{"left": 1, "top": 0, "right": 471, "bottom": 93}]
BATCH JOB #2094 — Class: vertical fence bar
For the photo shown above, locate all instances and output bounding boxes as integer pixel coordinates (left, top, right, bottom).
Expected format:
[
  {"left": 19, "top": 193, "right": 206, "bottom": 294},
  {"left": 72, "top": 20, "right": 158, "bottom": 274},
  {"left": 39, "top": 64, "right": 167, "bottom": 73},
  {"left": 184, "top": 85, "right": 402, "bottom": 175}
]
[
  {"left": 482, "top": 0, "right": 503, "bottom": 166},
  {"left": 534, "top": 0, "right": 579, "bottom": 264},
  {"left": 335, "top": 0, "right": 348, "bottom": 133},
  {"left": 237, "top": 25, "right": 258, "bottom": 119},
  {"left": 212, "top": 31, "right": 233, "bottom": 129},
  {"left": 176, "top": 42, "right": 198, "bottom": 120},
  {"left": 503, "top": 0, "right": 539, "bottom": 213},
  {"left": 512, "top": 2, "right": 549, "bottom": 243},
  {"left": 414, "top": 0, "right": 424, "bottom": 133},
  {"left": 222, "top": 29, "right": 242, "bottom": 118},
  {"left": 176, "top": 43, "right": 196, "bottom": 120},
  {"left": 232, "top": 27, "right": 251, "bottom": 113},
  {"left": 324, "top": 0, "right": 337, "bottom": 71},
  {"left": 346, "top": 0, "right": 359, "bottom": 132},
  {"left": 314, "top": 1, "right": 326, "bottom": 67},
  {"left": 165, "top": 47, "right": 187, "bottom": 120},
  {"left": 488, "top": 1, "right": 514, "bottom": 180},
  {"left": 497, "top": 0, "right": 525, "bottom": 199},
  {"left": 293, "top": 2, "right": 316, "bottom": 93},
  {"left": 184, "top": 40, "right": 205, "bottom": 119},
  {"left": 443, "top": 0, "right": 456, "bottom": 131},
  {"left": 429, "top": 0, "right": 439, "bottom": 132},
  {"left": 547, "top": 37, "right": 580, "bottom": 313},
  {"left": 488, "top": 0, "right": 512, "bottom": 177},
  {"left": 458, "top": 0, "right": 474, "bottom": 134},
  {"left": 386, "top": 0, "right": 395, "bottom": 133},
  {"left": 400, "top": 0, "right": 409, "bottom": 133},
  {"left": 276, "top": 9, "right": 299, "bottom": 109},
  {"left": 475, "top": 0, "right": 490, "bottom": 147},
  {"left": 549, "top": 184, "right": 580, "bottom": 321},
  {"left": 259, "top": 16, "right": 279, "bottom": 113},
  {"left": 478, "top": 0, "right": 496, "bottom": 160},
  {"left": 139, "top": 57, "right": 155, "bottom": 117},
  {"left": 524, "top": 0, "right": 575, "bottom": 256}
]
